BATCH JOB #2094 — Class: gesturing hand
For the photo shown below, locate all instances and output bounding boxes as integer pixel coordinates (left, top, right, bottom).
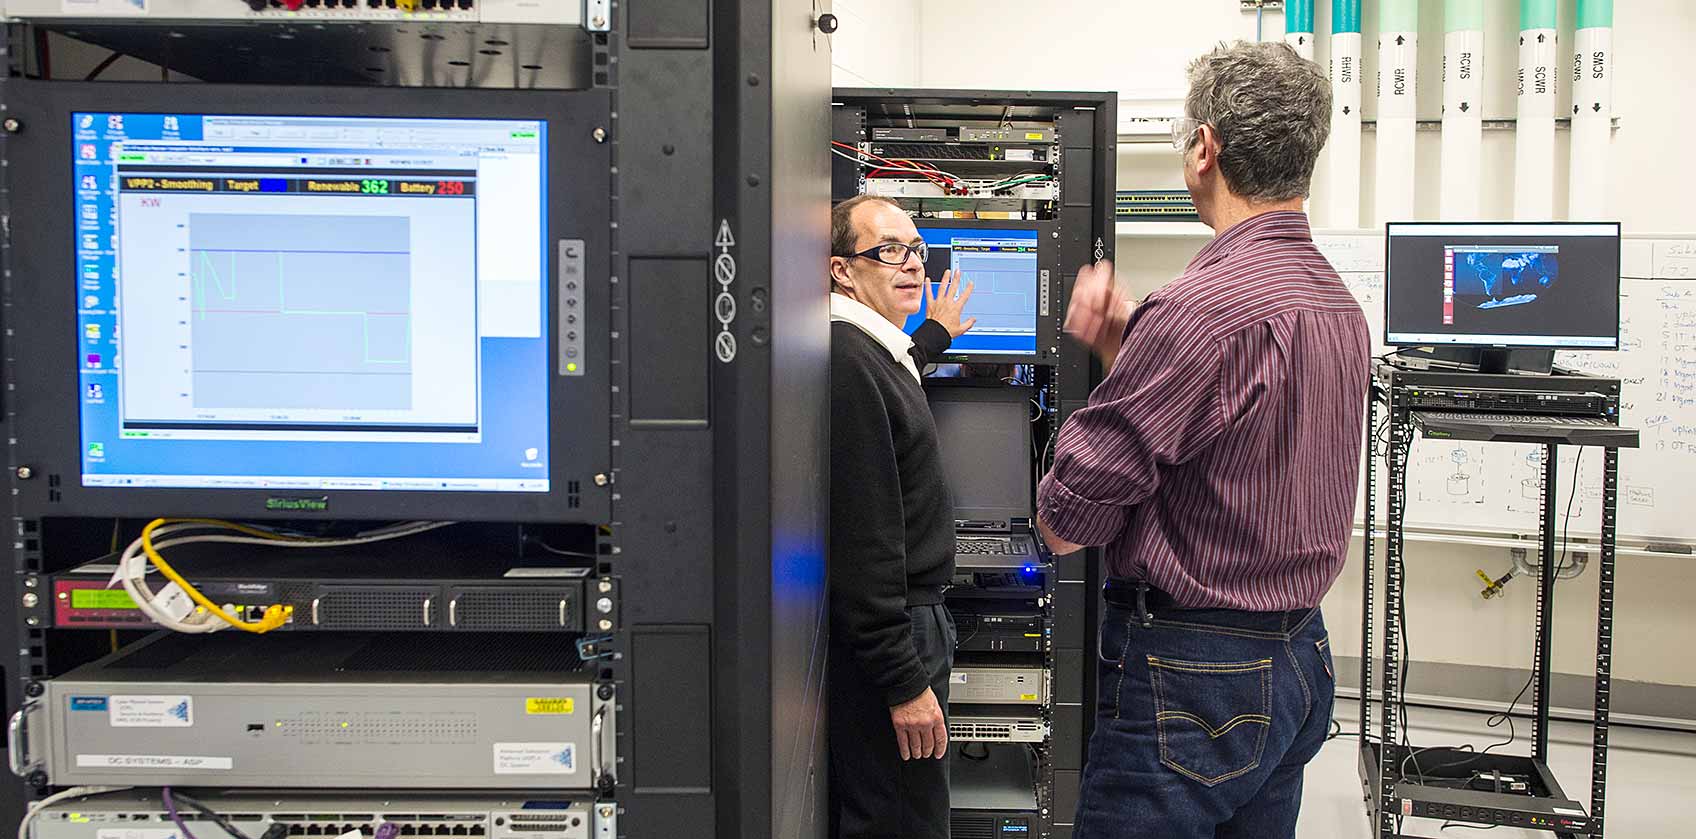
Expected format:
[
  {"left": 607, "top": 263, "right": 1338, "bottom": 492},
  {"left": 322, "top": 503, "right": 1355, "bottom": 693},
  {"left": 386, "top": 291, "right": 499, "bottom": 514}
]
[
  {"left": 925, "top": 269, "right": 977, "bottom": 339},
  {"left": 1064, "top": 260, "right": 1132, "bottom": 369},
  {"left": 889, "top": 687, "right": 948, "bottom": 760}
]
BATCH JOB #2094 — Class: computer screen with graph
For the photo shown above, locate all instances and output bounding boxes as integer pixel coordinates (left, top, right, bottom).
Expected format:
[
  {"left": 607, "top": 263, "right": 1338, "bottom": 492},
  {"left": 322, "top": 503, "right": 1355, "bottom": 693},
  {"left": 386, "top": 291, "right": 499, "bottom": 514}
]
[
  {"left": 72, "top": 111, "right": 551, "bottom": 492},
  {"left": 904, "top": 223, "right": 1042, "bottom": 359}
]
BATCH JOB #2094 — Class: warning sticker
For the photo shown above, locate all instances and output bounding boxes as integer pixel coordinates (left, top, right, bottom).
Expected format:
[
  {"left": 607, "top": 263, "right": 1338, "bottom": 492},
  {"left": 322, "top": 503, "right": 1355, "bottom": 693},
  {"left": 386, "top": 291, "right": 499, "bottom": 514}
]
[
  {"left": 493, "top": 742, "right": 578, "bottom": 775},
  {"left": 525, "top": 697, "right": 576, "bottom": 715},
  {"left": 110, "top": 696, "right": 192, "bottom": 728}
]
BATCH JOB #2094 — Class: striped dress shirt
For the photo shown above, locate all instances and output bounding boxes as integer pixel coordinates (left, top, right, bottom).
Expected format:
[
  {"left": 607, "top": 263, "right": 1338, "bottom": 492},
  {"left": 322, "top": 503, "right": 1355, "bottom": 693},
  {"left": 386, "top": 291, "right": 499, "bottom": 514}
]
[{"left": 1037, "top": 211, "right": 1370, "bottom": 611}]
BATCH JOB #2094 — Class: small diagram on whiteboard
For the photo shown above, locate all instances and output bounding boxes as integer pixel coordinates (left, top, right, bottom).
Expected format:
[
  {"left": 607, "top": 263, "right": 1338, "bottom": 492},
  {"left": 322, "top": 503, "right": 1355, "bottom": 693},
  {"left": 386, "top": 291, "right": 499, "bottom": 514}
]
[
  {"left": 1446, "top": 449, "right": 1473, "bottom": 495},
  {"left": 1627, "top": 486, "right": 1656, "bottom": 508},
  {"left": 1520, "top": 450, "right": 1543, "bottom": 500},
  {"left": 1414, "top": 447, "right": 1483, "bottom": 504}
]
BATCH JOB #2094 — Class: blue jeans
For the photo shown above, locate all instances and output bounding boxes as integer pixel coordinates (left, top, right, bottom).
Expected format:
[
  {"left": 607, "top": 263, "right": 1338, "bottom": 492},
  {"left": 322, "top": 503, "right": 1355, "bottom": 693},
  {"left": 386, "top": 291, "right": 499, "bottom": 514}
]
[{"left": 1074, "top": 584, "right": 1335, "bottom": 839}]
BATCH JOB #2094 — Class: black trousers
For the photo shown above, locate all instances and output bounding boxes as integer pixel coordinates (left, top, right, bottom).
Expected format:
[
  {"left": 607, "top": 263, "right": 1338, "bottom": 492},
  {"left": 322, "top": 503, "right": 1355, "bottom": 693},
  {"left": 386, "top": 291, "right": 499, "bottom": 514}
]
[{"left": 829, "top": 602, "right": 956, "bottom": 839}]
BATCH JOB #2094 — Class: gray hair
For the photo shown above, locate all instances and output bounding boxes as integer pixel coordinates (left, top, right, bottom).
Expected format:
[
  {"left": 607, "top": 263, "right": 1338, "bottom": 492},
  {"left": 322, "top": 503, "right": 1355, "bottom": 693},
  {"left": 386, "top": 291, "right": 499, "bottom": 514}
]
[{"left": 1184, "top": 41, "right": 1332, "bottom": 202}]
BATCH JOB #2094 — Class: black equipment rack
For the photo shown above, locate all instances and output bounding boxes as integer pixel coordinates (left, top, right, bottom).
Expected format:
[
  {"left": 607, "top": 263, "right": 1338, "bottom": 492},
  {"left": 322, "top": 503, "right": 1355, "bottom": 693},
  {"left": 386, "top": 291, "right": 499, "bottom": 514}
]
[{"left": 1361, "top": 362, "right": 1633, "bottom": 838}]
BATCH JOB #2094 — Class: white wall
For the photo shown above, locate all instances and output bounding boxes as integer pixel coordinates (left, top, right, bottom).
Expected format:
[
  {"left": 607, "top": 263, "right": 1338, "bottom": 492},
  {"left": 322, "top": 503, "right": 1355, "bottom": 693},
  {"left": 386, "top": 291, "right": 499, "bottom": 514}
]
[
  {"left": 831, "top": 0, "right": 1696, "bottom": 692},
  {"left": 829, "top": 0, "right": 921, "bottom": 88}
]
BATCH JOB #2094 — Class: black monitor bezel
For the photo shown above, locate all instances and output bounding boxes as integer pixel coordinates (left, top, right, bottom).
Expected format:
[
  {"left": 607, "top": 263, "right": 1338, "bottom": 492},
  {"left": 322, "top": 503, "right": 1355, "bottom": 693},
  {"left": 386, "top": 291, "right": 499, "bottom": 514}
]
[
  {"left": 908, "top": 217, "right": 1058, "bottom": 366},
  {"left": 1382, "top": 220, "right": 1623, "bottom": 351},
  {"left": 3, "top": 80, "right": 612, "bottom": 523},
  {"left": 922, "top": 382, "right": 1035, "bottom": 525}
]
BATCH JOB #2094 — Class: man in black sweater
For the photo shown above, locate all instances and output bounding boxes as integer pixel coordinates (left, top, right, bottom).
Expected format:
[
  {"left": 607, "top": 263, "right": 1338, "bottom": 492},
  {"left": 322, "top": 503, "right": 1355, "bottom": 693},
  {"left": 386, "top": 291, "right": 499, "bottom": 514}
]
[{"left": 827, "top": 195, "right": 976, "bottom": 839}]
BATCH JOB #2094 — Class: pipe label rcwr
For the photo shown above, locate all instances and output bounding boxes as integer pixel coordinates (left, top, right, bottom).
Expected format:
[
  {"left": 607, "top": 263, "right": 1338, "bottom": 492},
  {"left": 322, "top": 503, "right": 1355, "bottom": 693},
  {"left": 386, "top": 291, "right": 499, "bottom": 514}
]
[
  {"left": 1518, "top": 29, "right": 1559, "bottom": 118},
  {"left": 1378, "top": 33, "right": 1419, "bottom": 120}
]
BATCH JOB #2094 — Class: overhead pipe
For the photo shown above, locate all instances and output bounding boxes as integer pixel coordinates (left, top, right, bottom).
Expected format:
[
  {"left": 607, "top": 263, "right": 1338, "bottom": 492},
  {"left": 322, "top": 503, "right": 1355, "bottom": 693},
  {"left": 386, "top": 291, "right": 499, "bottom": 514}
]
[
  {"left": 1286, "top": 0, "right": 1316, "bottom": 61},
  {"left": 1440, "top": 0, "right": 1484, "bottom": 219},
  {"left": 1568, "top": 0, "right": 1614, "bottom": 219},
  {"left": 1328, "top": 0, "right": 1363, "bottom": 228},
  {"left": 1514, "top": 0, "right": 1559, "bottom": 219},
  {"left": 1374, "top": 0, "right": 1418, "bottom": 226}
]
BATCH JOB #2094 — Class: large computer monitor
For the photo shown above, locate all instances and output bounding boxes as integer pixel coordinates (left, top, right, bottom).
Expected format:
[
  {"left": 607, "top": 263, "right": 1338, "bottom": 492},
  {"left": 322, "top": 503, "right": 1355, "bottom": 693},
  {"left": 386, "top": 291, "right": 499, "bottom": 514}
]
[
  {"left": 924, "top": 385, "right": 1033, "bottom": 524},
  {"left": 1385, "top": 223, "right": 1622, "bottom": 365},
  {"left": 3, "top": 82, "right": 612, "bottom": 522},
  {"left": 902, "top": 219, "right": 1056, "bottom": 364}
]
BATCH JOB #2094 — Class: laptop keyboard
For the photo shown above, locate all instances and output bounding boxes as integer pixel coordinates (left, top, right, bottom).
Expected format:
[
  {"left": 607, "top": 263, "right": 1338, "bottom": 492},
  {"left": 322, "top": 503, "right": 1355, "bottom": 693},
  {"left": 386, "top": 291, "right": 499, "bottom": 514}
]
[
  {"left": 957, "top": 537, "right": 1019, "bottom": 556},
  {"left": 1421, "top": 412, "right": 1612, "bottom": 426}
]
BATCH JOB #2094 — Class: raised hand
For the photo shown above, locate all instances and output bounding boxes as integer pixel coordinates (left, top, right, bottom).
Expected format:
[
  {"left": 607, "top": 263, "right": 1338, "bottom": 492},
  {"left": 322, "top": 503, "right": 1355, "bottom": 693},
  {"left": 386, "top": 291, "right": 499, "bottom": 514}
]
[
  {"left": 1063, "top": 260, "right": 1131, "bottom": 369},
  {"left": 925, "top": 269, "right": 977, "bottom": 339}
]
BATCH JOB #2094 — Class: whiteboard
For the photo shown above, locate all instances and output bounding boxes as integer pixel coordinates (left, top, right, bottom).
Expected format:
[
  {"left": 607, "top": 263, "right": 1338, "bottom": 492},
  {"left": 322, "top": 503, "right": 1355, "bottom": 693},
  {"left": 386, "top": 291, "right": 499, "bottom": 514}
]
[{"left": 1316, "top": 232, "right": 1696, "bottom": 544}]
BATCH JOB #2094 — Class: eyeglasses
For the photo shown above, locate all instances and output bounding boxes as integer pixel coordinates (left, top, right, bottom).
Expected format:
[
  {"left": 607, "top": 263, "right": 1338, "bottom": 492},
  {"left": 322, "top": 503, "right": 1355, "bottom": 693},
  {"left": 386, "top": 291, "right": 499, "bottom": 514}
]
[
  {"left": 843, "top": 241, "right": 929, "bottom": 266},
  {"left": 1171, "top": 117, "right": 1204, "bottom": 153}
]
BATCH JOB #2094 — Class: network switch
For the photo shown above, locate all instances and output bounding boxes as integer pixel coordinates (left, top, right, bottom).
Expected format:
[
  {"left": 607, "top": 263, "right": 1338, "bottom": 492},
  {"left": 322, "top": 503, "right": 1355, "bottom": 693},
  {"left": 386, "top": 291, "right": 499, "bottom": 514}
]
[
  {"left": 949, "top": 712, "right": 1049, "bottom": 743},
  {"left": 29, "top": 791, "right": 614, "bottom": 839},
  {"left": 21, "top": 633, "right": 614, "bottom": 790},
  {"left": 49, "top": 547, "right": 605, "bottom": 633}
]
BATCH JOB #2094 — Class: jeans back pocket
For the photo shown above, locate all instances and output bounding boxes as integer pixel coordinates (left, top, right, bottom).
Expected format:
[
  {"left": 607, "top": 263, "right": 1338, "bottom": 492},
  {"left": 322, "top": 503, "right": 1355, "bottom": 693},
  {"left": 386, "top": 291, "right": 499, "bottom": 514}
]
[{"left": 1147, "top": 655, "right": 1273, "bottom": 787}]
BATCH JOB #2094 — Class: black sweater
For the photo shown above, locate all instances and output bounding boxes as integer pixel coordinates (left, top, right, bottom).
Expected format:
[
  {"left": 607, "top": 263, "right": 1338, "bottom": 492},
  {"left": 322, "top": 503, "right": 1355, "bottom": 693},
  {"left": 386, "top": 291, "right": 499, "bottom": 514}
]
[{"left": 830, "top": 319, "right": 957, "bottom": 706}]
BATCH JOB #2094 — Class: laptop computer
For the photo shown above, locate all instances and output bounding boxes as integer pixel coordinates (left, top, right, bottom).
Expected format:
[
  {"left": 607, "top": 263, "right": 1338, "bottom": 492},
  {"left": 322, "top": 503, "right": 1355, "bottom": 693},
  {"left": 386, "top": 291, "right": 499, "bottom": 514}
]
[{"left": 925, "top": 383, "right": 1044, "bottom": 570}]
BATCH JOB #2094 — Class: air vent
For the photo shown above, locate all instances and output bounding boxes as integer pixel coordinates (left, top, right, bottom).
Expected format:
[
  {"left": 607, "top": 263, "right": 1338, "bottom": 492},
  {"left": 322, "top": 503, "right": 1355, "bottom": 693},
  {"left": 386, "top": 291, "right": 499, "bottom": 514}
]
[
  {"left": 274, "top": 712, "right": 475, "bottom": 745},
  {"left": 450, "top": 587, "right": 579, "bottom": 631},
  {"left": 567, "top": 480, "right": 581, "bottom": 509},
  {"left": 949, "top": 814, "right": 996, "bottom": 839},
  {"left": 315, "top": 587, "right": 432, "bottom": 629}
]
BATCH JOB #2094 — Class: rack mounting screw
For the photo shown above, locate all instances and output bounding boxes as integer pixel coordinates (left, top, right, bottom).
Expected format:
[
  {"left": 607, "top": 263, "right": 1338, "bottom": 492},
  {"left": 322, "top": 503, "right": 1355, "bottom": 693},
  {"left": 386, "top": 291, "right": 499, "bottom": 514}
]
[
  {"left": 596, "top": 597, "right": 614, "bottom": 614},
  {"left": 21, "top": 593, "right": 37, "bottom": 608},
  {"left": 24, "top": 681, "right": 43, "bottom": 698},
  {"left": 597, "top": 580, "right": 613, "bottom": 594},
  {"left": 593, "top": 473, "right": 609, "bottom": 486},
  {"left": 591, "top": 15, "right": 607, "bottom": 28},
  {"left": 596, "top": 684, "right": 615, "bottom": 701},
  {"left": 598, "top": 618, "right": 613, "bottom": 631},
  {"left": 815, "top": 13, "right": 839, "bottom": 34},
  {"left": 2, "top": 118, "right": 19, "bottom": 134},
  {"left": 592, "top": 127, "right": 607, "bottom": 144},
  {"left": 14, "top": 466, "right": 31, "bottom": 480}
]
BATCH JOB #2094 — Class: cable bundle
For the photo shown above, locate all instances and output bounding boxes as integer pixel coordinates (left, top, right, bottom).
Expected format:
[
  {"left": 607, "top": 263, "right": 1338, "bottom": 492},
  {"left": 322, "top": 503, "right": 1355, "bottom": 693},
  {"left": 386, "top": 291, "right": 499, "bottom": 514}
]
[{"left": 117, "top": 518, "right": 453, "bottom": 634}]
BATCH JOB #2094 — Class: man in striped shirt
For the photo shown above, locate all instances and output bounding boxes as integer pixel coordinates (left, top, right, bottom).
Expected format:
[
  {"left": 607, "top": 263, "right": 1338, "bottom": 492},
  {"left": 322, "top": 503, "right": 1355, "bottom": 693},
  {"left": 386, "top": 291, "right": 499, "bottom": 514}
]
[{"left": 1036, "top": 42, "right": 1369, "bottom": 838}]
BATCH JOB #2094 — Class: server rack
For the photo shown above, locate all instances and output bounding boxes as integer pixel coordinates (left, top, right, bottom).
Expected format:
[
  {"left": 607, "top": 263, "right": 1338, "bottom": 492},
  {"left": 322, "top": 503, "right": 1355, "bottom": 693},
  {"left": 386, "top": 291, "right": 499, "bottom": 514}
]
[
  {"left": 2, "top": 4, "right": 833, "bottom": 839},
  {"left": 1360, "top": 363, "right": 1627, "bottom": 838},
  {"left": 832, "top": 88, "right": 1116, "bottom": 839}
]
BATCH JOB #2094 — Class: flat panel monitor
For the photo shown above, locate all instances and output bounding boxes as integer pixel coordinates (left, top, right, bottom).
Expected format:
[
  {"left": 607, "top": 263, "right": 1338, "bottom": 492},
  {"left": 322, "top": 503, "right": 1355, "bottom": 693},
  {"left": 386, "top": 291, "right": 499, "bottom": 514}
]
[
  {"left": 924, "top": 385, "right": 1033, "bottom": 525},
  {"left": 3, "top": 82, "right": 612, "bottom": 522},
  {"left": 1385, "top": 222, "right": 1622, "bottom": 352},
  {"left": 902, "top": 220, "right": 1053, "bottom": 364}
]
